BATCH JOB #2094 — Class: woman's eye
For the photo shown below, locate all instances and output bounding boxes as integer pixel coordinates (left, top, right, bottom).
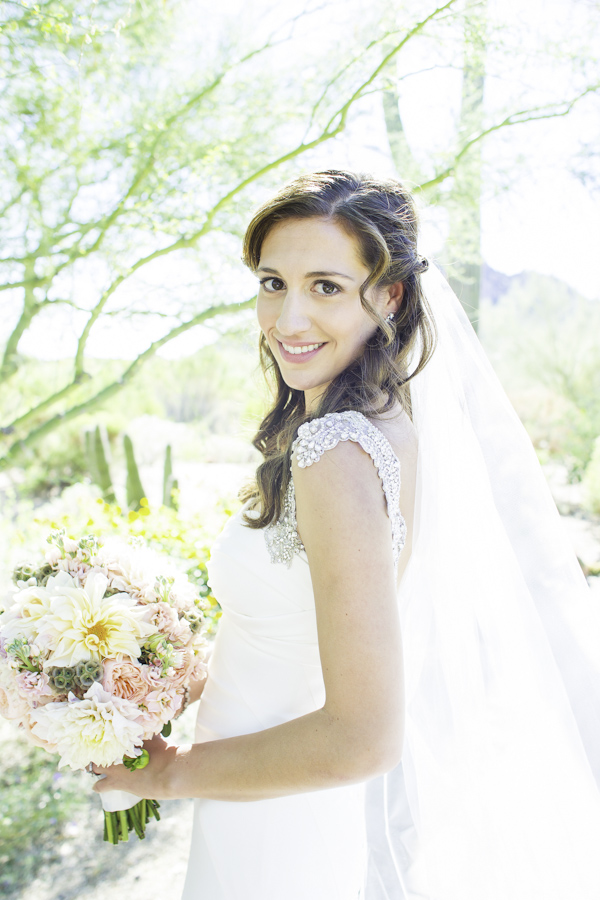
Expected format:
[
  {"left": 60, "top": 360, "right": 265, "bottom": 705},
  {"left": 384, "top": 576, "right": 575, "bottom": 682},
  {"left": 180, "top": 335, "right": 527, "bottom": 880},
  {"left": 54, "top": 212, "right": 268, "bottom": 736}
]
[
  {"left": 260, "top": 277, "right": 285, "bottom": 293},
  {"left": 314, "top": 280, "right": 340, "bottom": 296}
]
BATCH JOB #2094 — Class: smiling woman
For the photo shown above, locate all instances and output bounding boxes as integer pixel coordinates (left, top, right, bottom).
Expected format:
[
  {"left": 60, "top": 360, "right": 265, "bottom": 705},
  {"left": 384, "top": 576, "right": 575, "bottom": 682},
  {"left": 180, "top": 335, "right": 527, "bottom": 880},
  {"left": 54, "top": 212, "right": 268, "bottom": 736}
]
[{"left": 90, "top": 171, "right": 600, "bottom": 900}]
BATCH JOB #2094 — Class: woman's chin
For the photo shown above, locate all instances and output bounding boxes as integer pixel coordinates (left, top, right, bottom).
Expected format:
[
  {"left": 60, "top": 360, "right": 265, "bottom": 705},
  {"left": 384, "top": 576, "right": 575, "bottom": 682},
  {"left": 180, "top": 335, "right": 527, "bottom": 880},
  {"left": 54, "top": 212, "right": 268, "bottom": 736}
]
[{"left": 277, "top": 370, "right": 327, "bottom": 394}]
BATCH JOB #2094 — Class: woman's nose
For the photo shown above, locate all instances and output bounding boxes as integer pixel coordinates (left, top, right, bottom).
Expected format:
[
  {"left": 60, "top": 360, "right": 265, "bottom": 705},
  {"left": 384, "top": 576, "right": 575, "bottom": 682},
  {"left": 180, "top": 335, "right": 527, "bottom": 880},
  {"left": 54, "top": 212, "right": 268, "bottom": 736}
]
[{"left": 275, "top": 290, "right": 312, "bottom": 336}]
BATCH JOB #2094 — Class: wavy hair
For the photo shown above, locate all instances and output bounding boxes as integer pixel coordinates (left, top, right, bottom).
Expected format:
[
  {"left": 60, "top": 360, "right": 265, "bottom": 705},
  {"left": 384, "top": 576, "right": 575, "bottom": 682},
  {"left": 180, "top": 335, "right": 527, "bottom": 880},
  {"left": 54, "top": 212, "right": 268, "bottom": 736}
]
[{"left": 240, "top": 170, "right": 436, "bottom": 528}]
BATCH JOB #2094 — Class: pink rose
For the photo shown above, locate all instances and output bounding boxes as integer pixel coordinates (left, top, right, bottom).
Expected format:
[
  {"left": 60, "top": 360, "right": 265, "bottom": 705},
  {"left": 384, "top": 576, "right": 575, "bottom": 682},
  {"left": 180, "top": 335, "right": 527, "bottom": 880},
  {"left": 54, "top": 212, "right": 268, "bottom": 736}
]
[
  {"left": 102, "top": 658, "right": 149, "bottom": 704},
  {"left": 0, "top": 679, "right": 31, "bottom": 720}
]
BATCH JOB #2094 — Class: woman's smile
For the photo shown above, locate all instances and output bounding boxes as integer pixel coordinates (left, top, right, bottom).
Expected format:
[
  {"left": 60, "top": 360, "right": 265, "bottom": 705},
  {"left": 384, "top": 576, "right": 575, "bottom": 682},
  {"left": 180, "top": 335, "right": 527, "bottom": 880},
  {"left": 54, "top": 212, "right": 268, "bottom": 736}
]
[{"left": 276, "top": 339, "right": 327, "bottom": 362}]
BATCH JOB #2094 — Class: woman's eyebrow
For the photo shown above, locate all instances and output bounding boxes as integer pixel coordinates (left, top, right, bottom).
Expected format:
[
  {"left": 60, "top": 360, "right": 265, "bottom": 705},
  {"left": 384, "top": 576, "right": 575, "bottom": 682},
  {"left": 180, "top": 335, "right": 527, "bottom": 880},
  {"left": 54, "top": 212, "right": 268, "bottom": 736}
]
[{"left": 257, "top": 266, "right": 355, "bottom": 281}]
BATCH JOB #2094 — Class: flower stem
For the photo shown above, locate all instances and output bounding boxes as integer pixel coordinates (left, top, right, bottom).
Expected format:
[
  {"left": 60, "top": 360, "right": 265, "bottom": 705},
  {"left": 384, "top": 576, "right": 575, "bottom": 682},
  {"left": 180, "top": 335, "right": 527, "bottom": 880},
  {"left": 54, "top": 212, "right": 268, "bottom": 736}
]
[{"left": 101, "top": 799, "right": 161, "bottom": 844}]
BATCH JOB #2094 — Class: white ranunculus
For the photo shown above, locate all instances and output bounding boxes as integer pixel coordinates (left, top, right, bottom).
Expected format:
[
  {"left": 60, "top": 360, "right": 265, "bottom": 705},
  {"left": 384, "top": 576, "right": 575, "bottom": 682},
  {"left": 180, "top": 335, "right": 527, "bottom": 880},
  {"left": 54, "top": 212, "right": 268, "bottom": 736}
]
[
  {"left": 42, "top": 571, "right": 155, "bottom": 668},
  {"left": 96, "top": 541, "right": 163, "bottom": 603},
  {"left": 30, "top": 681, "right": 145, "bottom": 769}
]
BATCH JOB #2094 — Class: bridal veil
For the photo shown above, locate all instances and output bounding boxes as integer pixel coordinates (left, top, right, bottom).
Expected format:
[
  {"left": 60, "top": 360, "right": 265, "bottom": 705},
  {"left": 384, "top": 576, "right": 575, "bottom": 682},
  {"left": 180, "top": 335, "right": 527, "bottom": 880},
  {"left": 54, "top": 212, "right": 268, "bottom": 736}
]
[{"left": 364, "top": 264, "right": 600, "bottom": 899}]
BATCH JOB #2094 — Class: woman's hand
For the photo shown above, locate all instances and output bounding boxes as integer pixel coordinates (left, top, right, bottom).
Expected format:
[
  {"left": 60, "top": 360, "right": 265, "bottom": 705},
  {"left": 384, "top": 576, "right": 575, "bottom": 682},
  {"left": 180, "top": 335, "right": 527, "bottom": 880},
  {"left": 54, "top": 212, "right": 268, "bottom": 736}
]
[{"left": 91, "top": 734, "right": 185, "bottom": 801}]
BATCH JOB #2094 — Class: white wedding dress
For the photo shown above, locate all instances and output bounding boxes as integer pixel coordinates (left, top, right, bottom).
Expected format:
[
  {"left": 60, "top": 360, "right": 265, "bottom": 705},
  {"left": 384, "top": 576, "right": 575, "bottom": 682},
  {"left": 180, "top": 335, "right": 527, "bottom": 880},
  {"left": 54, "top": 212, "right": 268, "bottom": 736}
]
[{"left": 182, "top": 411, "right": 407, "bottom": 900}]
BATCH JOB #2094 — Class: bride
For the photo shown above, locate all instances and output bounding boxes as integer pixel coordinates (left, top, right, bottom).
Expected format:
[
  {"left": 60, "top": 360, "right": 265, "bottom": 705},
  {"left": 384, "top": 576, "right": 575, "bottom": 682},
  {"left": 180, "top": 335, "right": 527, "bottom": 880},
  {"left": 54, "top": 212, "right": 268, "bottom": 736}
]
[{"left": 93, "top": 170, "right": 600, "bottom": 899}]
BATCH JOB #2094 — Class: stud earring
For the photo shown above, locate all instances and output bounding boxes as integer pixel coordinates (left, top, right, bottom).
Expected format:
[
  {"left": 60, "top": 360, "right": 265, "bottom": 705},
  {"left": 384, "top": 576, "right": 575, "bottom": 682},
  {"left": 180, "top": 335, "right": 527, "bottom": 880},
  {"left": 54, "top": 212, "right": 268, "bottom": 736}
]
[{"left": 385, "top": 312, "right": 395, "bottom": 322}]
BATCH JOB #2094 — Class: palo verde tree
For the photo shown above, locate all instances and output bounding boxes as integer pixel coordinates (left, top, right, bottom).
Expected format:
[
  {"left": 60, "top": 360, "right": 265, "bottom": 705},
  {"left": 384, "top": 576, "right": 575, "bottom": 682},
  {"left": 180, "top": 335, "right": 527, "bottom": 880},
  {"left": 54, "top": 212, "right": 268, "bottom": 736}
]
[
  {"left": 3, "top": 0, "right": 597, "bottom": 473},
  {"left": 0, "top": 0, "right": 469, "bottom": 471}
]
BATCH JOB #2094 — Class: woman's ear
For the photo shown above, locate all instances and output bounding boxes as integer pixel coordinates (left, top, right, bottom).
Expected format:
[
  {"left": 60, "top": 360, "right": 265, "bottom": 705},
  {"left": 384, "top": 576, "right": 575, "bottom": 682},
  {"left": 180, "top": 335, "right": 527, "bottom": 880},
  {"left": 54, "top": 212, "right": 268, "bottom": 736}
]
[{"left": 383, "top": 282, "right": 404, "bottom": 317}]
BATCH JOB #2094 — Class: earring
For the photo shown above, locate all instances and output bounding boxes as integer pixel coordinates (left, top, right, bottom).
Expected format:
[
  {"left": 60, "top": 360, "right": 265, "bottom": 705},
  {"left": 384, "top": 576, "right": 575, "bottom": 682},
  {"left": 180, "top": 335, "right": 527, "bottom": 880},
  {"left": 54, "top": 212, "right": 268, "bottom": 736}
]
[{"left": 385, "top": 312, "right": 395, "bottom": 322}]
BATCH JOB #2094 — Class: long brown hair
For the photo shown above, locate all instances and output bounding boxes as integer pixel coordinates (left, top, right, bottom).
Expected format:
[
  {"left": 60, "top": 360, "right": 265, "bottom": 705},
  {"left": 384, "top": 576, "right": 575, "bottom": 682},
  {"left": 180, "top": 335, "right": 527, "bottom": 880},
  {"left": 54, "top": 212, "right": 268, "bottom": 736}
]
[{"left": 240, "top": 170, "right": 436, "bottom": 528}]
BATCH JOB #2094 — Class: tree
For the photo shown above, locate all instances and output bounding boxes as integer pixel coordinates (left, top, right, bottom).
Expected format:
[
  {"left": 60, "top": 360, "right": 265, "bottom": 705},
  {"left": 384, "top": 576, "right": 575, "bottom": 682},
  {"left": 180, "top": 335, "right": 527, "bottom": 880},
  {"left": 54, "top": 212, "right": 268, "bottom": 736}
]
[
  {"left": 380, "top": 0, "right": 600, "bottom": 328},
  {"left": 0, "top": 0, "right": 465, "bottom": 470}
]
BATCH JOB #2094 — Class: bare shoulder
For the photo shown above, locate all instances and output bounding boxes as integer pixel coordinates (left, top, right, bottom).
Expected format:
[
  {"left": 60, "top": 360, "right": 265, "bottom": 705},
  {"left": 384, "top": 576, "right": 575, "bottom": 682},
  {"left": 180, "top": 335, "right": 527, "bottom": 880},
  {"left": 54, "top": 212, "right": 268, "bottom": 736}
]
[{"left": 367, "top": 405, "right": 418, "bottom": 465}]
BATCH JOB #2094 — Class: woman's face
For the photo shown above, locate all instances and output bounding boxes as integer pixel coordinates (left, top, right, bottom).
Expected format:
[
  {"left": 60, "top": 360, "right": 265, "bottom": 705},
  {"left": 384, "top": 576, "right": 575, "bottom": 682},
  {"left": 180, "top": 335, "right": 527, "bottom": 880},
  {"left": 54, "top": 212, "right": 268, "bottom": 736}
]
[{"left": 256, "top": 217, "right": 400, "bottom": 410}]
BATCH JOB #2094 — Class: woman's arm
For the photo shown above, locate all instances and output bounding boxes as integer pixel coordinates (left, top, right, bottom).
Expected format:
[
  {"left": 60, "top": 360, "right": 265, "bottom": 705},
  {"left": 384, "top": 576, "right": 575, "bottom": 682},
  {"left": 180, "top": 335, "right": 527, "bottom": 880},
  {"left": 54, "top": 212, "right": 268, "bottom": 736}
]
[{"left": 94, "top": 440, "right": 404, "bottom": 802}]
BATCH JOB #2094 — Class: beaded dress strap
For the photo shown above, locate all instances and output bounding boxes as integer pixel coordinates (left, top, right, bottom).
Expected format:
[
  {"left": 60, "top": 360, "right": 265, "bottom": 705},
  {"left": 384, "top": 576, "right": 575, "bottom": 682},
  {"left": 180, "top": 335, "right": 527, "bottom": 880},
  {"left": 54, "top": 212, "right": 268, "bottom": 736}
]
[{"left": 264, "top": 411, "right": 407, "bottom": 568}]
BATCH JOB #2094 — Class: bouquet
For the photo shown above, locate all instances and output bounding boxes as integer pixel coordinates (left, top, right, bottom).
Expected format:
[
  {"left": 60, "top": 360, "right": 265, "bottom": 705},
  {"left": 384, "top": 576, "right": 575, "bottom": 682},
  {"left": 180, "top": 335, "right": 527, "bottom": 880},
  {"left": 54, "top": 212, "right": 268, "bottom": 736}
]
[{"left": 0, "top": 529, "right": 209, "bottom": 843}]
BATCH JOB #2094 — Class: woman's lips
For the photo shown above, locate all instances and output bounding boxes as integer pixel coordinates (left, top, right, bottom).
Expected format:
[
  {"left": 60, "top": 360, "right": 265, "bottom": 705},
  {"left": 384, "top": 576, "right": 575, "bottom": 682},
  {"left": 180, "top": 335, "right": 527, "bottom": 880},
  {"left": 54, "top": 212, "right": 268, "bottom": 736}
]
[{"left": 276, "top": 340, "right": 326, "bottom": 363}]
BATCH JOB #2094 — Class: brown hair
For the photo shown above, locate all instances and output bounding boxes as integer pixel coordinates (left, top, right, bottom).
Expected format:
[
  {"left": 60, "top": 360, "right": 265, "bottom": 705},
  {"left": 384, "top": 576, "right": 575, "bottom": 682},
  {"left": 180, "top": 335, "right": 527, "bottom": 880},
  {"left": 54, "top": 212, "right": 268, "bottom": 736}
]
[{"left": 240, "top": 169, "right": 436, "bottom": 528}]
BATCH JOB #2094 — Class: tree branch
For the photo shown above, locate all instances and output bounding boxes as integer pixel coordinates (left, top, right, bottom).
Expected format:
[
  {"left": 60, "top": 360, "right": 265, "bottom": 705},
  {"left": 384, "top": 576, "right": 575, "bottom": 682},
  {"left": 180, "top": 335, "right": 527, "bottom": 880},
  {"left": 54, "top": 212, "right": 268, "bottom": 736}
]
[
  {"left": 419, "top": 84, "right": 600, "bottom": 192},
  {"left": 0, "top": 296, "right": 256, "bottom": 468},
  {"left": 323, "top": 0, "right": 461, "bottom": 135}
]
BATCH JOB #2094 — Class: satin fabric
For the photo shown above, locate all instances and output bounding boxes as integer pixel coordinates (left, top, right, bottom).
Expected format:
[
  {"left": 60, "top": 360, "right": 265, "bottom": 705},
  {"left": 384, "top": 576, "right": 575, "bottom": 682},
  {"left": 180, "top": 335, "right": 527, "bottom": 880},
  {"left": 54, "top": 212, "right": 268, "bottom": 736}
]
[{"left": 181, "top": 511, "right": 369, "bottom": 900}]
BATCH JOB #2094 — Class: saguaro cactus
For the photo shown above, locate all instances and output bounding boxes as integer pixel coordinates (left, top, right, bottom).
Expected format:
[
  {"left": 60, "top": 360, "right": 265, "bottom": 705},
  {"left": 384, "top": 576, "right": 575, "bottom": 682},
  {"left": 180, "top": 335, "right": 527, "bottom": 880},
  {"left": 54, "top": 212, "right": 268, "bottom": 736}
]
[
  {"left": 94, "top": 425, "right": 117, "bottom": 504},
  {"left": 123, "top": 434, "right": 146, "bottom": 511},
  {"left": 85, "top": 425, "right": 116, "bottom": 504},
  {"left": 162, "top": 444, "right": 179, "bottom": 510}
]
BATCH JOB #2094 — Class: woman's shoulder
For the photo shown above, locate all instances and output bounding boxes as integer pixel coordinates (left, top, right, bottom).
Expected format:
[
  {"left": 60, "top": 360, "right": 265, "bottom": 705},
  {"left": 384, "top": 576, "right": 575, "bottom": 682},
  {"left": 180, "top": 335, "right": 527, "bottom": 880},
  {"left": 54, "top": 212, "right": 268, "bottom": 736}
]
[
  {"left": 292, "top": 406, "right": 416, "bottom": 471},
  {"left": 290, "top": 408, "right": 409, "bottom": 567}
]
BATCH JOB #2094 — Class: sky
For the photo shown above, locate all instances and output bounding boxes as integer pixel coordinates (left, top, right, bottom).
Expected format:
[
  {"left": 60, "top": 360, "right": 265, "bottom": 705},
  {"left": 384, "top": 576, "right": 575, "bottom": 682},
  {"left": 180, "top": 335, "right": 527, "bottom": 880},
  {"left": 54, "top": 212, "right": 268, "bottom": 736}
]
[{"left": 7, "top": 0, "right": 600, "bottom": 362}]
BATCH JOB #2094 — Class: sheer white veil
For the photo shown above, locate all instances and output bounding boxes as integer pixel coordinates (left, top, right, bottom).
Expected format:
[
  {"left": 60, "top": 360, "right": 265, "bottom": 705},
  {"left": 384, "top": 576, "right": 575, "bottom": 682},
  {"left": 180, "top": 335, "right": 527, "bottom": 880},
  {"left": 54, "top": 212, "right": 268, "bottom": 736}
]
[{"left": 364, "top": 263, "right": 600, "bottom": 899}]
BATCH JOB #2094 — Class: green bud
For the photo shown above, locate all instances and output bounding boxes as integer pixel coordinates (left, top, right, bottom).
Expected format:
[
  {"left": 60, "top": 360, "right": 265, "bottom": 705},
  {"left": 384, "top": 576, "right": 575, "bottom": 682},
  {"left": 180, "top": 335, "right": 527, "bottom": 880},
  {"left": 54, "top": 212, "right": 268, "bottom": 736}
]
[
  {"left": 74, "top": 660, "right": 103, "bottom": 689},
  {"left": 185, "top": 609, "right": 205, "bottom": 634},
  {"left": 123, "top": 749, "right": 150, "bottom": 771},
  {"left": 12, "top": 563, "right": 37, "bottom": 585},
  {"left": 48, "top": 666, "right": 76, "bottom": 692}
]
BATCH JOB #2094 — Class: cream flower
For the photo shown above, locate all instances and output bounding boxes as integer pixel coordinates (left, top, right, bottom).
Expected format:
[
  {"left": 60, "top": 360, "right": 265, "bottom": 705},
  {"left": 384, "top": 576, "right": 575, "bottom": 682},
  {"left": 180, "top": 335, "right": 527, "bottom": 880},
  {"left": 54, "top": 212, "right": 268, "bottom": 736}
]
[
  {"left": 19, "top": 711, "right": 58, "bottom": 752},
  {"left": 0, "top": 581, "right": 54, "bottom": 644},
  {"left": 0, "top": 660, "right": 32, "bottom": 720},
  {"left": 96, "top": 540, "right": 162, "bottom": 604},
  {"left": 30, "top": 681, "right": 144, "bottom": 769},
  {"left": 42, "top": 571, "right": 155, "bottom": 668}
]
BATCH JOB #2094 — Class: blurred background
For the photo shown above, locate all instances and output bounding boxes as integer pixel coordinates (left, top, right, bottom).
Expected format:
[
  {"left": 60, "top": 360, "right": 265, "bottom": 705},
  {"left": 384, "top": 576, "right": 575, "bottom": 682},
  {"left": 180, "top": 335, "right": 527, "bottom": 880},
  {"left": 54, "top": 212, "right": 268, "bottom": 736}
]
[{"left": 1, "top": 0, "right": 600, "bottom": 896}]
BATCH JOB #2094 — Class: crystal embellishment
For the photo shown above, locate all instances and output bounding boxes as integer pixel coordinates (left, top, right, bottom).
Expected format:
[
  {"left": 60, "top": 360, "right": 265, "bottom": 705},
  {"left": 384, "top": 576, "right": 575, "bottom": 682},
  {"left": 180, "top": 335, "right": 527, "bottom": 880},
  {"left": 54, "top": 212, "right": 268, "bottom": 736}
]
[{"left": 265, "top": 411, "right": 407, "bottom": 569}]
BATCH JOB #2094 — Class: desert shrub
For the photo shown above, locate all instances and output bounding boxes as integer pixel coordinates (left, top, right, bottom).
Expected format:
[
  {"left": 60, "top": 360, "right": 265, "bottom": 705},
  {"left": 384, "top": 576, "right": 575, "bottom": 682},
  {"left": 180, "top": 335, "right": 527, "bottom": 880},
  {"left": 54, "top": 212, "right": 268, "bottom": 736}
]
[
  {"left": 582, "top": 436, "right": 600, "bottom": 515},
  {"left": 480, "top": 273, "right": 600, "bottom": 481}
]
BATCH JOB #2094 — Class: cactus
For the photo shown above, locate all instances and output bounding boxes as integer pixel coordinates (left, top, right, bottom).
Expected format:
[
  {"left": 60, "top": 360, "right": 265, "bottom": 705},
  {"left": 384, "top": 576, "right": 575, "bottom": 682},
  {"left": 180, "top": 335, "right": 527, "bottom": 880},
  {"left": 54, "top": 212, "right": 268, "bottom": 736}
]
[
  {"left": 84, "top": 429, "right": 100, "bottom": 485},
  {"left": 94, "top": 425, "right": 117, "bottom": 504},
  {"left": 162, "top": 444, "right": 179, "bottom": 510},
  {"left": 124, "top": 433, "right": 146, "bottom": 511},
  {"left": 84, "top": 425, "right": 116, "bottom": 504}
]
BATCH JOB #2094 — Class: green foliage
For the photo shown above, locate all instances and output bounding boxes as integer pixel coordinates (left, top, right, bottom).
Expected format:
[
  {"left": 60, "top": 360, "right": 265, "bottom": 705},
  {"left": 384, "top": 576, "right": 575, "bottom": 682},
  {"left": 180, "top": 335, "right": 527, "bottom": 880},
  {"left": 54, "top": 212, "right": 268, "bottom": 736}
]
[
  {"left": 582, "top": 437, "right": 600, "bottom": 515},
  {"left": 1, "top": 0, "right": 396, "bottom": 470},
  {"left": 479, "top": 273, "right": 600, "bottom": 480},
  {"left": 13, "top": 417, "right": 89, "bottom": 499},
  {"left": 123, "top": 433, "right": 146, "bottom": 511},
  {"left": 0, "top": 729, "right": 88, "bottom": 897}
]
